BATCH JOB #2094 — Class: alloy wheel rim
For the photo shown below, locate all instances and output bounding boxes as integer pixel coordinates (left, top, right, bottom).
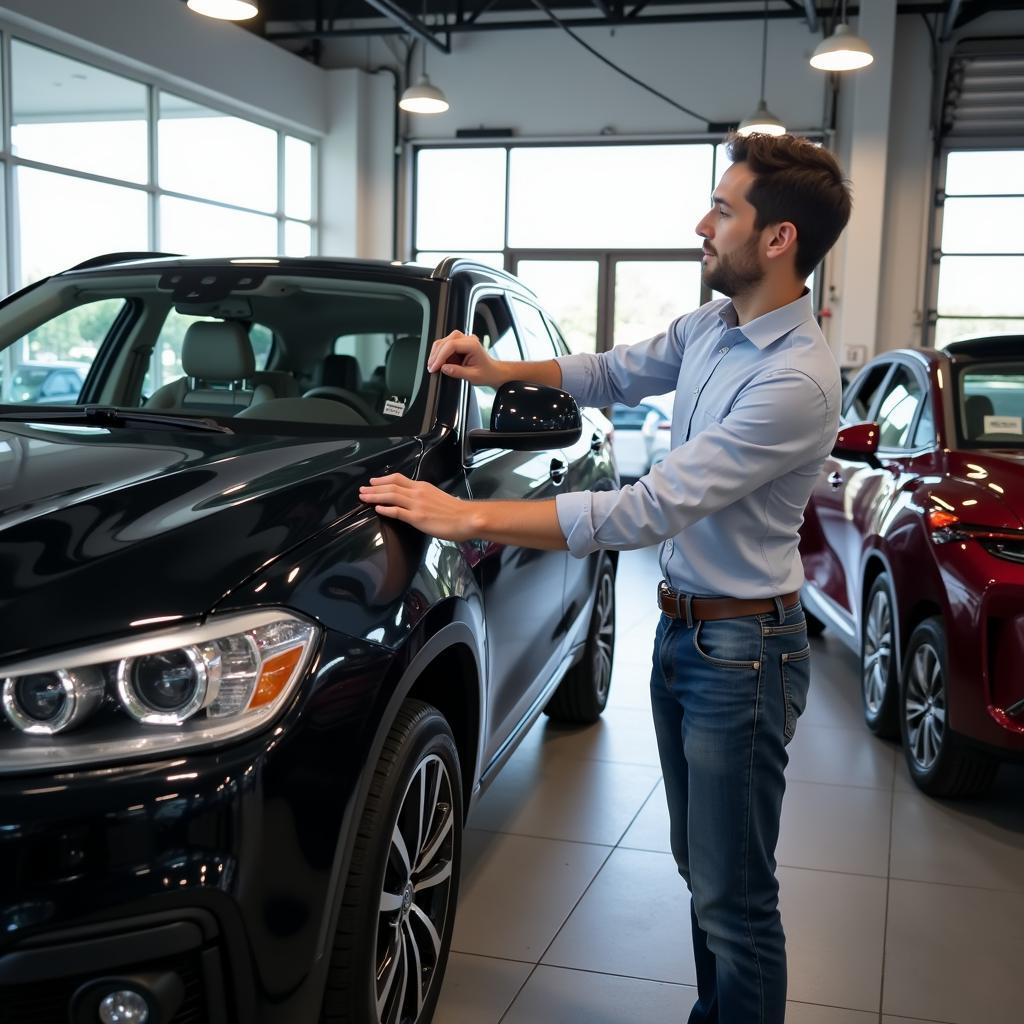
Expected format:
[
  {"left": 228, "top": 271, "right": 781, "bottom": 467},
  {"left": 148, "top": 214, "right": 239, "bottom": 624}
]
[
  {"left": 375, "top": 753, "right": 455, "bottom": 1024},
  {"left": 592, "top": 571, "right": 615, "bottom": 703},
  {"left": 862, "top": 589, "right": 892, "bottom": 716},
  {"left": 904, "top": 641, "right": 946, "bottom": 772}
]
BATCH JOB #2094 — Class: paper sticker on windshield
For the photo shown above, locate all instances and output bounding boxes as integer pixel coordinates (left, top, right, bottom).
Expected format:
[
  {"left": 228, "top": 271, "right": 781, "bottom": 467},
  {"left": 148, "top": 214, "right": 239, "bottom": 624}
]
[
  {"left": 984, "top": 415, "right": 1022, "bottom": 434},
  {"left": 383, "top": 397, "right": 406, "bottom": 417}
]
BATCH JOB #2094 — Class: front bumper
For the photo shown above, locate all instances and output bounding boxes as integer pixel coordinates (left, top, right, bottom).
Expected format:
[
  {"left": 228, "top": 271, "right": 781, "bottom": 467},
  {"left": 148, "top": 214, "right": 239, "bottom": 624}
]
[{"left": 0, "top": 631, "right": 392, "bottom": 1023}]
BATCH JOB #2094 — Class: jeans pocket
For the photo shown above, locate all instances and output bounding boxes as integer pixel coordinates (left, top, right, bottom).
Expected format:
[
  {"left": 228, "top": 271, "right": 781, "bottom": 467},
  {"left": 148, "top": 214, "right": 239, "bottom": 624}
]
[
  {"left": 780, "top": 645, "right": 811, "bottom": 744},
  {"left": 692, "top": 616, "right": 763, "bottom": 670}
]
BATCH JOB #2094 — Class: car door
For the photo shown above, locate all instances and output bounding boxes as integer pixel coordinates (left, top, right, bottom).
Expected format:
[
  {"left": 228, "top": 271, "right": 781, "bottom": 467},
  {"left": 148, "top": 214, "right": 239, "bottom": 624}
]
[
  {"left": 462, "top": 292, "right": 571, "bottom": 762},
  {"left": 805, "top": 361, "right": 893, "bottom": 617}
]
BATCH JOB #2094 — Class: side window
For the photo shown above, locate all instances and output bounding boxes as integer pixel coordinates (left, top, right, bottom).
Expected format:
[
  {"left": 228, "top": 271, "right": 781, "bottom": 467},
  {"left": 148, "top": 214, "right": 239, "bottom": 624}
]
[
  {"left": 911, "top": 395, "right": 936, "bottom": 448},
  {"left": 875, "top": 366, "right": 924, "bottom": 449},
  {"left": 1, "top": 298, "right": 123, "bottom": 404},
  {"left": 509, "top": 297, "right": 558, "bottom": 361},
  {"left": 543, "top": 314, "right": 571, "bottom": 357},
  {"left": 844, "top": 362, "right": 891, "bottom": 423},
  {"left": 471, "top": 296, "right": 522, "bottom": 428}
]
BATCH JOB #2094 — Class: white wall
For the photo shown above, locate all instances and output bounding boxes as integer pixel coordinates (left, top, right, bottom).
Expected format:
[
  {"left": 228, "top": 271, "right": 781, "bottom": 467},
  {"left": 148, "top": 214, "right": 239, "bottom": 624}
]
[{"left": 0, "top": 0, "right": 326, "bottom": 135}]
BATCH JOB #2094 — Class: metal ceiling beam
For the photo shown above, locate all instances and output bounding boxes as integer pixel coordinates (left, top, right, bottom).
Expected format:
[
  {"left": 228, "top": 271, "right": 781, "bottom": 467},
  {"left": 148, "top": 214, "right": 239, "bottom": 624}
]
[
  {"left": 941, "top": 0, "right": 962, "bottom": 38},
  {"left": 360, "top": 0, "right": 450, "bottom": 50},
  {"left": 803, "top": 0, "right": 818, "bottom": 32}
]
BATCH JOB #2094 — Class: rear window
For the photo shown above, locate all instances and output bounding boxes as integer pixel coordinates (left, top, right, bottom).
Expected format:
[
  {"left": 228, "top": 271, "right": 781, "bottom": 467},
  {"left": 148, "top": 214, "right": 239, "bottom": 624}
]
[
  {"left": 956, "top": 364, "right": 1024, "bottom": 448},
  {"left": 0, "top": 266, "right": 438, "bottom": 437}
]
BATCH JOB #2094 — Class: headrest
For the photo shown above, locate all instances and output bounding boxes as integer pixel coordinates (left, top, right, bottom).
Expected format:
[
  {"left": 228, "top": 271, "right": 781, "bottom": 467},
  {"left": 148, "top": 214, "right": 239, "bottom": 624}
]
[
  {"left": 965, "top": 394, "right": 994, "bottom": 436},
  {"left": 317, "top": 354, "right": 362, "bottom": 391},
  {"left": 385, "top": 336, "right": 422, "bottom": 397},
  {"left": 182, "top": 321, "right": 255, "bottom": 381}
]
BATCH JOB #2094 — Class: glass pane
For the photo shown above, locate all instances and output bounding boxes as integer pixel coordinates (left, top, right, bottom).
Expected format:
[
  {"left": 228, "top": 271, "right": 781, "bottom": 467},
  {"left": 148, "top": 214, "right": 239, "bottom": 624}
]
[
  {"left": 941, "top": 197, "right": 1024, "bottom": 254},
  {"left": 284, "top": 136, "right": 313, "bottom": 220},
  {"left": 416, "top": 148, "right": 506, "bottom": 250},
  {"left": 937, "top": 256, "right": 1024, "bottom": 317},
  {"left": 15, "top": 167, "right": 148, "bottom": 285},
  {"left": 160, "top": 196, "right": 278, "bottom": 256},
  {"left": 159, "top": 93, "right": 277, "bottom": 212},
  {"left": 1, "top": 299, "right": 124, "bottom": 404},
  {"left": 935, "top": 317, "right": 1024, "bottom": 349},
  {"left": 509, "top": 297, "right": 557, "bottom": 360},
  {"left": 12, "top": 41, "right": 147, "bottom": 184},
  {"left": 945, "top": 151, "right": 1024, "bottom": 196},
  {"left": 415, "top": 251, "right": 505, "bottom": 270},
  {"left": 876, "top": 368, "right": 923, "bottom": 449},
  {"left": 515, "top": 260, "right": 598, "bottom": 354},
  {"left": 959, "top": 368, "right": 1024, "bottom": 444},
  {"left": 614, "top": 261, "right": 703, "bottom": 347},
  {"left": 508, "top": 145, "right": 713, "bottom": 249},
  {"left": 284, "top": 220, "right": 312, "bottom": 257}
]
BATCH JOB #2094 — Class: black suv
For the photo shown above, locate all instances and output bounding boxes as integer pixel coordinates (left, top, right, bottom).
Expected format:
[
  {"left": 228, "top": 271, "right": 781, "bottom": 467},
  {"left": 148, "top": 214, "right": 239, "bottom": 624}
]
[{"left": 0, "top": 255, "right": 619, "bottom": 1024}]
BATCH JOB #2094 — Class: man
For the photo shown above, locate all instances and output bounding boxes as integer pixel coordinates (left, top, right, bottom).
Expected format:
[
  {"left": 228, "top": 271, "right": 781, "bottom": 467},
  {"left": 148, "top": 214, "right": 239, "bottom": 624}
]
[{"left": 360, "top": 132, "right": 852, "bottom": 1024}]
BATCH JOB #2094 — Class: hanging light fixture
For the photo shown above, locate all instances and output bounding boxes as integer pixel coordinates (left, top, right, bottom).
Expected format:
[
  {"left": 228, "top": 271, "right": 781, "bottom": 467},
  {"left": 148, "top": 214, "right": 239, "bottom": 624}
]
[
  {"left": 399, "top": 1, "right": 450, "bottom": 114},
  {"left": 738, "top": 0, "right": 785, "bottom": 137},
  {"left": 810, "top": 0, "right": 874, "bottom": 71},
  {"left": 186, "top": 0, "right": 259, "bottom": 20}
]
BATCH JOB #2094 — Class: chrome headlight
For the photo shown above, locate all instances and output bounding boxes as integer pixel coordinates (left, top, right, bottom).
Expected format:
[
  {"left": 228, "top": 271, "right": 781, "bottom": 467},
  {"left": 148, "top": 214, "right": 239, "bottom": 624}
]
[{"left": 0, "top": 610, "right": 320, "bottom": 773}]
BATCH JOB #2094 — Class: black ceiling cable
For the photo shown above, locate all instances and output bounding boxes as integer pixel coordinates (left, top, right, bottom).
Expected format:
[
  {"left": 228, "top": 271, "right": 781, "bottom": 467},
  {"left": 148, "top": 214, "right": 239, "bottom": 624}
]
[{"left": 527, "top": 0, "right": 712, "bottom": 127}]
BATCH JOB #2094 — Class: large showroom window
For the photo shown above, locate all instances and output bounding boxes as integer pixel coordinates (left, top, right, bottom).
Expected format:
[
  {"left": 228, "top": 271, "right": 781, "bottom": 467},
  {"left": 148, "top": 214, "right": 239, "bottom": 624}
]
[
  {"left": 932, "top": 149, "right": 1024, "bottom": 348},
  {"left": 413, "top": 141, "right": 819, "bottom": 354},
  {"left": 4, "top": 36, "right": 317, "bottom": 290}
]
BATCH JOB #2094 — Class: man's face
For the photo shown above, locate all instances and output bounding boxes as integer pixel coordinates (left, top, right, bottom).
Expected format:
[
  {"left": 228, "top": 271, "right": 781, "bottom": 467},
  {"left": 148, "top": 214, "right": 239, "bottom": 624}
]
[{"left": 695, "top": 162, "right": 765, "bottom": 298}]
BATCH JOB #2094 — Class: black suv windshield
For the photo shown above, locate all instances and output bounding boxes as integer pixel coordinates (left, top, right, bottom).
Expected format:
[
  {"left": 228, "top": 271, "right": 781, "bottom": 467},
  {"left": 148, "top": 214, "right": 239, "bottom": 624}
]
[
  {"left": 956, "top": 363, "right": 1024, "bottom": 449},
  {"left": 0, "top": 263, "right": 440, "bottom": 437}
]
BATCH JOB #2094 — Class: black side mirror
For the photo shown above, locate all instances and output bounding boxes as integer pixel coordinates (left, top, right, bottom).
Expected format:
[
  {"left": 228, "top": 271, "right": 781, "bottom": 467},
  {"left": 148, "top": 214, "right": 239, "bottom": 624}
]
[{"left": 468, "top": 381, "right": 583, "bottom": 452}]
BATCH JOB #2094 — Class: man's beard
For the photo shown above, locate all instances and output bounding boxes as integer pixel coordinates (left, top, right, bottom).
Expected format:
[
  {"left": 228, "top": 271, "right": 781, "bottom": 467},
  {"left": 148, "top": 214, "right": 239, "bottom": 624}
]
[{"left": 702, "top": 234, "right": 764, "bottom": 297}]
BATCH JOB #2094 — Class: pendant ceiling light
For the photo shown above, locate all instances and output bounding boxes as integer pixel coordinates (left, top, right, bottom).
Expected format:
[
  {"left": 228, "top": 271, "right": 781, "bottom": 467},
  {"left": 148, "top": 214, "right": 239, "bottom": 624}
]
[
  {"left": 186, "top": 0, "right": 259, "bottom": 21},
  {"left": 738, "top": 0, "right": 785, "bottom": 137},
  {"left": 810, "top": 0, "right": 875, "bottom": 71},
  {"left": 399, "top": 0, "right": 450, "bottom": 114}
]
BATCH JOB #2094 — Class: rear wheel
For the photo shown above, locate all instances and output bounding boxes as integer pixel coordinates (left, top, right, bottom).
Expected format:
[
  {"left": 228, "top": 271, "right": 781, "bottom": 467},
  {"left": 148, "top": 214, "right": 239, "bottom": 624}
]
[
  {"left": 545, "top": 553, "right": 616, "bottom": 724},
  {"left": 900, "top": 617, "right": 999, "bottom": 799},
  {"left": 322, "top": 700, "right": 462, "bottom": 1024},
  {"left": 861, "top": 574, "right": 900, "bottom": 739}
]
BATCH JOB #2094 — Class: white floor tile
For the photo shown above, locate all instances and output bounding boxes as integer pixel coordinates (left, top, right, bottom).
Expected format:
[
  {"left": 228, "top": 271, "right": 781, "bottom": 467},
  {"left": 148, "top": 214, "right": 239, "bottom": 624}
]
[{"left": 433, "top": 953, "right": 532, "bottom": 1024}]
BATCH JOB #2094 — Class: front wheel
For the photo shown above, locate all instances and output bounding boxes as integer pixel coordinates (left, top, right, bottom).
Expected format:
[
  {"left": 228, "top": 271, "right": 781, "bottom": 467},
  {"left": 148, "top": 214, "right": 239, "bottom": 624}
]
[
  {"left": 900, "top": 617, "right": 999, "bottom": 799},
  {"left": 322, "top": 700, "right": 463, "bottom": 1024},
  {"left": 544, "top": 553, "right": 616, "bottom": 724}
]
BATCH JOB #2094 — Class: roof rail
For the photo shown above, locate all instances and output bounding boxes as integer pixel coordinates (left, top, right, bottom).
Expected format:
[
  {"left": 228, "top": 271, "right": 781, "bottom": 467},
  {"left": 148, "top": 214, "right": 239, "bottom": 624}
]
[{"left": 66, "top": 252, "right": 183, "bottom": 272}]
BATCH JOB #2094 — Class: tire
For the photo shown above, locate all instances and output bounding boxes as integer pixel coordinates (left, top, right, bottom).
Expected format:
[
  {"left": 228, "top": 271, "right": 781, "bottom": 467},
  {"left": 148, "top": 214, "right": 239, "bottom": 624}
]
[
  {"left": 861, "top": 574, "right": 900, "bottom": 739},
  {"left": 322, "top": 699, "right": 463, "bottom": 1024},
  {"left": 804, "top": 609, "right": 827, "bottom": 637},
  {"left": 544, "top": 553, "right": 616, "bottom": 724},
  {"left": 899, "top": 617, "right": 999, "bottom": 799}
]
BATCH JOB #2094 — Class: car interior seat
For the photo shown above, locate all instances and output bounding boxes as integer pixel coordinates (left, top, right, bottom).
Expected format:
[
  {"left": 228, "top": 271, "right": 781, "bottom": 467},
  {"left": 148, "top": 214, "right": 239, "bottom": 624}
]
[
  {"left": 965, "top": 394, "right": 995, "bottom": 438},
  {"left": 145, "top": 322, "right": 278, "bottom": 414},
  {"left": 379, "top": 336, "right": 422, "bottom": 417}
]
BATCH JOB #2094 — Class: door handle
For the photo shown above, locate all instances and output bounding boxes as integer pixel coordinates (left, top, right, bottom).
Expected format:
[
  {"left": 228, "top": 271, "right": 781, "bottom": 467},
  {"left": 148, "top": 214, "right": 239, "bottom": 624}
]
[
  {"left": 828, "top": 471, "right": 844, "bottom": 489},
  {"left": 550, "top": 458, "right": 567, "bottom": 485},
  {"left": 590, "top": 431, "right": 604, "bottom": 454}
]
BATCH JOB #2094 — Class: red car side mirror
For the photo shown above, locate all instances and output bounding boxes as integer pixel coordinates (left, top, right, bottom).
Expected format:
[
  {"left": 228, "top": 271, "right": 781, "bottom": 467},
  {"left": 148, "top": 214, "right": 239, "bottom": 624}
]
[{"left": 834, "top": 422, "right": 881, "bottom": 468}]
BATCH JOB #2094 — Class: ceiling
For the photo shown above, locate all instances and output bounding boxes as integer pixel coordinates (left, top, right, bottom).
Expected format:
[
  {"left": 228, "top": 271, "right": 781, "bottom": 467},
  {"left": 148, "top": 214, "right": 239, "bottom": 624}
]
[{"left": 232, "top": 0, "right": 1016, "bottom": 56}]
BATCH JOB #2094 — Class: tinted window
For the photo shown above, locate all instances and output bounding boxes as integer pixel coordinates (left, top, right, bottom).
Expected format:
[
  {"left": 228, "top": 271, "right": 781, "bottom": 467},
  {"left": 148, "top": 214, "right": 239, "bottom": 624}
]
[
  {"left": 844, "top": 362, "right": 890, "bottom": 423},
  {"left": 957, "top": 365, "right": 1024, "bottom": 447},
  {"left": 509, "top": 297, "right": 558, "bottom": 361},
  {"left": 471, "top": 296, "right": 522, "bottom": 428},
  {"left": 875, "top": 366, "right": 924, "bottom": 449}
]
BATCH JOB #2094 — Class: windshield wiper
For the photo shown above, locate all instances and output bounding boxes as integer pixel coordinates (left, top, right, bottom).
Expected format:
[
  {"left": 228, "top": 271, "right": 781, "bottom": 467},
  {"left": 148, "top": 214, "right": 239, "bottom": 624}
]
[{"left": 0, "top": 405, "right": 233, "bottom": 433}]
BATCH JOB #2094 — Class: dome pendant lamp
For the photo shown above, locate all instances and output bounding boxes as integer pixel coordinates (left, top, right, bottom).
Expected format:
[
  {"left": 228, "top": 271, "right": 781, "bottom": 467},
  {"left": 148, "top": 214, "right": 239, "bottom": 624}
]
[
  {"left": 399, "top": 0, "right": 450, "bottom": 114},
  {"left": 810, "top": 0, "right": 875, "bottom": 71},
  {"left": 738, "top": 0, "right": 786, "bottom": 137},
  {"left": 186, "top": 0, "right": 259, "bottom": 21}
]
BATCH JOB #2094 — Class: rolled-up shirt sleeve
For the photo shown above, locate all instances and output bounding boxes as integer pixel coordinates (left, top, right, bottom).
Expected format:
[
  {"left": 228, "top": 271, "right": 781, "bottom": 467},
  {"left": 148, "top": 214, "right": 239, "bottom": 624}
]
[
  {"left": 555, "top": 368, "right": 834, "bottom": 558},
  {"left": 555, "top": 315, "right": 688, "bottom": 409}
]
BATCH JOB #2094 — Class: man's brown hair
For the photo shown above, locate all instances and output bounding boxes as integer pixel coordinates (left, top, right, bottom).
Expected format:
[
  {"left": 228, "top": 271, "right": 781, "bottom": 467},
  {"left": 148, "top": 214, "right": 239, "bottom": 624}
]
[{"left": 725, "top": 132, "right": 852, "bottom": 279}]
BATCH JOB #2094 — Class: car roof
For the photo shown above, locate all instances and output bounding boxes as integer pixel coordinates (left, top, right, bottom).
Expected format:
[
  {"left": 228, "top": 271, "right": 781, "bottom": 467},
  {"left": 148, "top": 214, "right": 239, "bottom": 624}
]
[
  {"left": 54, "top": 251, "right": 532, "bottom": 293},
  {"left": 941, "top": 335, "right": 1024, "bottom": 360}
]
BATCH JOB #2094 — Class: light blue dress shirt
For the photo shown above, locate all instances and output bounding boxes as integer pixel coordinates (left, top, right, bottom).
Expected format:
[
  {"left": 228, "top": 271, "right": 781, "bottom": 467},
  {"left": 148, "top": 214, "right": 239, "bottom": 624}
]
[{"left": 553, "top": 290, "right": 841, "bottom": 599}]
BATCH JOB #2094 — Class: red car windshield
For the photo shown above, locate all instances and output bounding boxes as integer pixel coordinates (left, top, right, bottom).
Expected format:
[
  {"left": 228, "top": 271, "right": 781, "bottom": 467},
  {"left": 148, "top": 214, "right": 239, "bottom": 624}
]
[{"left": 957, "top": 364, "right": 1024, "bottom": 448}]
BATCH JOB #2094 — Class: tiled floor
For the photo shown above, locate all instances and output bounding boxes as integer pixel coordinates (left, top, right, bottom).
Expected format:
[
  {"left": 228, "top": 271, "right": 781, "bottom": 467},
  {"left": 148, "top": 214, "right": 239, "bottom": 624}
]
[{"left": 434, "top": 546, "right": 1024, "bottom": 1024}]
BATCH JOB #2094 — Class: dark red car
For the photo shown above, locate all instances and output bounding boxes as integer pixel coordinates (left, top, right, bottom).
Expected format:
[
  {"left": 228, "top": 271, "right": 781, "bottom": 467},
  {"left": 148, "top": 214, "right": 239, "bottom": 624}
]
[{"left": 799, "top": 336, "right": 1024, "bottom": 797}]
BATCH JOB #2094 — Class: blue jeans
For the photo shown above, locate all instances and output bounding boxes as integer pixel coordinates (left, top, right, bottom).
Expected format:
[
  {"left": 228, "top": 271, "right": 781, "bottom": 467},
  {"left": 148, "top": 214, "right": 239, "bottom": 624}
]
[{"left": 649, "top": 601, "right": 811, "bottom": 1024}]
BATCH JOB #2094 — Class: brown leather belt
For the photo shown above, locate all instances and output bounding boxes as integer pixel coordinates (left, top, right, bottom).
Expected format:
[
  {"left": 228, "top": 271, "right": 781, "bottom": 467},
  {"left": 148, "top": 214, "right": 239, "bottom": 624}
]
[{"left": 658, "top": 581, "right": 800, "bottom": 622}]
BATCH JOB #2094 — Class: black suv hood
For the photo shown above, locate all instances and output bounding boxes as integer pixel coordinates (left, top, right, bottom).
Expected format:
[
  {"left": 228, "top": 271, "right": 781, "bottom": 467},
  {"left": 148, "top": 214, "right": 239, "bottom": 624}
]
[{"left": 0, "top": 424, "right": 417, "bottom": 663}]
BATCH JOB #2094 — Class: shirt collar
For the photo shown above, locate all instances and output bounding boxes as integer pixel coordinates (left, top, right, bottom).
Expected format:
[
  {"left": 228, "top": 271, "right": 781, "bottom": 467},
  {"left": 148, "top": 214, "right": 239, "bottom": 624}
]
[{"left": 717, "top": 289, "right": 814, "bottom": 350}]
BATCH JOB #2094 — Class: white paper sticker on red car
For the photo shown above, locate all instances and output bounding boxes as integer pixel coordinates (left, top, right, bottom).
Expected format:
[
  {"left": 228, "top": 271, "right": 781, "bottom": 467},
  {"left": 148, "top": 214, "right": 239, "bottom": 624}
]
[{"left": 984, "top": 415, "right": 1023, "bottom": 434}]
